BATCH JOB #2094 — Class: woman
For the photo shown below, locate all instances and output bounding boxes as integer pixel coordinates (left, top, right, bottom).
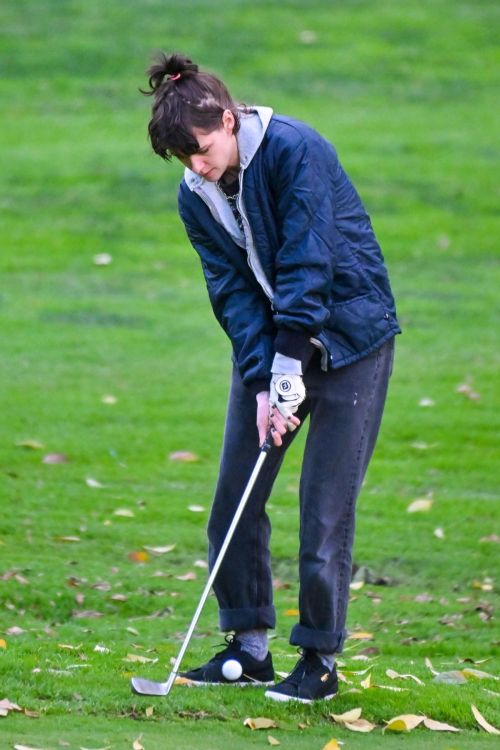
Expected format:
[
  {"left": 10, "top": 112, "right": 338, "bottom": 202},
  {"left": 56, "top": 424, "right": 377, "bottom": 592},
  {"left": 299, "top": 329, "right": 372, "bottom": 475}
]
[{"left": 142, "top": 53, "right": 401, "bottom": 703}]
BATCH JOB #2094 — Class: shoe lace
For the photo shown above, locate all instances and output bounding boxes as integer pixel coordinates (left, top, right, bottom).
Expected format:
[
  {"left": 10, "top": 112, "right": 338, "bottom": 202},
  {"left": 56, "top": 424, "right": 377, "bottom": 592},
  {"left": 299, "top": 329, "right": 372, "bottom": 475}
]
[
  {"left": 280, "top": 648, "right": 307, "bottom": 686},
  {"left": 211, "top": 634, "right": 240, "bottom": 661}
]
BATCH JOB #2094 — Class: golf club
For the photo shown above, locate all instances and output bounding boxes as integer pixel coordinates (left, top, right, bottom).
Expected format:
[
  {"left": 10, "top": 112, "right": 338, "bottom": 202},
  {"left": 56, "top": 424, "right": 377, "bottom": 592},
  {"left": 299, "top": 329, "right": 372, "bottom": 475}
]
[{"left": 131, "top": 427, "right": 275, "bottom": 697}]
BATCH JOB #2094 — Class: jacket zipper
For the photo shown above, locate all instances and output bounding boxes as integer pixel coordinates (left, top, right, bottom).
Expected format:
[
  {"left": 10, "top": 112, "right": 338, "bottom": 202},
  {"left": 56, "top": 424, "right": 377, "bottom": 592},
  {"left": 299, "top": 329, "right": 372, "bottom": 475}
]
[{"left": 236, "top": 169, "right": 275, "bottom": 305}]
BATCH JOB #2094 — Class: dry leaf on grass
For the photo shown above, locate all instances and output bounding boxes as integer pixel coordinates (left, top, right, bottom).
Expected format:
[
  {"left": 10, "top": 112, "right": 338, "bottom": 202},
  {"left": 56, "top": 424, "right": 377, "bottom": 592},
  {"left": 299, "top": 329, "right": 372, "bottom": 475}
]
[
  {"left": 133, "top": 737, "right": 144, "bottom": 750},
  {"left": 188, "top": 505, "right": 204, "bottom": 512},
  {"left": 16, "top": 440, "right": 44, "bottom": 449},
  {"left": 128, "top": 552, "right": 149, "bottom": 563},
  {"left": 432, "top": 670, "right": 468, "bottom": 684},
  {"left": 360, "top": 672, "right": 371, "bottom": 688},
  {"left": 175, "top": 571, "right": 196, "bottom": 581},
  {"left": 14, "top": 746, "right": 47, "bottom": 750},
  {"left": 383, "top": 714, "right": 425, "bottom": 733},
  {"left": 471, "top": 704, "right": 500, "bottom": 734},
  {"left": 123, "top": 654, "right": 154, "bottom": 663},
  {"left": 5, "top": 627, "right": 25, "bottom": 635},
  {"left": 143, "top": 544, "right": 176, "bottom": 555},
  {"left": 80, "top": 746, "right": 112, "bottom": 749},
  {"left": 346, "top": 631, "right": 373, "bottom": 640},
  {"left": 56, "top": 536, "right": 81, "bottom": 543},
  {"left": 194, "top": 559, "right": 208, "bottom": 568},
  {"left": 423, "top": 717, "right": 460, "bottom": 731},
  {"left": 386, "top": 668, "right": 425, "bottom": 685},
  {"left": 344, "top": 719, "right": 376, "bottom": 732},
  {"left": 268, "top": 736, "right": 280, "bottom": 746},
  {"left": 114, "top": 509, "right": 134, "bottom": 518},
  {"left": 462, "top": 668, "right": 499, "bottom": 681},
  {"left": 321, "top": 740, "right": 343, "bottom": 749},
  {"left": 169, "top": 451, "right": 198, "bottom": 462},
  {"left": 0, "top": 639, "right": 6, "bottom": 648},
  {"left": 331, "top": 708, "right": 362, "bottom": 723},
  {"left": 43, "top": 453, "right": 69, "bottom": 464},
  {"left": 173, "top": 676, "right": 196, "bottom": 685},
  {"left": 407, "top": 499, "right": 433, "bottom": 513},
  {"left": 479, "top": 534, "right": 500, "bottom": 543},
  {"left": 85, "top": 478, "right": 104, "bottom": 488},
  {"left": 244, "top": 717, "right": 278, "bottom": 730},
  {"left": 145, "top": 706, "right": 154, "bottom": 717},
  {"left": 284, "top": 609, "right": 299, "bottom": 616}
]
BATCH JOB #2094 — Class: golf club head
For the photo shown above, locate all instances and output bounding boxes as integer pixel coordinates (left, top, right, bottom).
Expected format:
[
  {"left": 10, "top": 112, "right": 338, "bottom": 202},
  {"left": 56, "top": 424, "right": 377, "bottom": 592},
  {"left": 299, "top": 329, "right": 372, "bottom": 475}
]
[{"left": 131, "top": 676, "right": 169, "bottom": 696}]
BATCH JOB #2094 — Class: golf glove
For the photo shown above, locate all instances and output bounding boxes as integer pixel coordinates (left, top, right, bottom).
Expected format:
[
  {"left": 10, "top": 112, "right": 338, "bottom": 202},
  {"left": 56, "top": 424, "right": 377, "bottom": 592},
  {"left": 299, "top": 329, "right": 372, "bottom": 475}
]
[{"left": 269, "top": 354, "right": 306, "bottom": 430}]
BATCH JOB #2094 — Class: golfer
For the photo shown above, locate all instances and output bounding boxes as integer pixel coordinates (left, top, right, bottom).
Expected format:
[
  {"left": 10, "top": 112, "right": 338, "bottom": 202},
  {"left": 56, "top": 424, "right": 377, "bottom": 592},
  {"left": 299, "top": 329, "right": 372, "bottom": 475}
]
[{"left": 142, "top": 53, "right": 401, "bottom": 702}]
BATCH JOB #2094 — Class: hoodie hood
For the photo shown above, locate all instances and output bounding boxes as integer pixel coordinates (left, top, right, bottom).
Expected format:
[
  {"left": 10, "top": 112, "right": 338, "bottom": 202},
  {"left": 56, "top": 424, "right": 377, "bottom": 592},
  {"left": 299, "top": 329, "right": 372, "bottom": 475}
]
[{"left": 184, "top": 106, "right": 274, "bottom": 191}]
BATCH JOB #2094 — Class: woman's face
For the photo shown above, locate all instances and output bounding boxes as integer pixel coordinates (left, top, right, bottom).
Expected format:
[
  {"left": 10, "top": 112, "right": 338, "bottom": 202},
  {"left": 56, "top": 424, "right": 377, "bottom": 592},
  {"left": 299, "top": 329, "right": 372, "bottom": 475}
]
[{"left": 176, "top": 110, "right": 239, "bottom": 181}]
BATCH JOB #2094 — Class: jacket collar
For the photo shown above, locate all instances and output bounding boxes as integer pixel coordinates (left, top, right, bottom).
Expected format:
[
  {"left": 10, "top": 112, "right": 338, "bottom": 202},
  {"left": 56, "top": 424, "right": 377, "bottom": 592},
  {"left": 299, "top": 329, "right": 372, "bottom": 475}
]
[{"left": 184, "top": 106, "right": 274, "bottom": 191}]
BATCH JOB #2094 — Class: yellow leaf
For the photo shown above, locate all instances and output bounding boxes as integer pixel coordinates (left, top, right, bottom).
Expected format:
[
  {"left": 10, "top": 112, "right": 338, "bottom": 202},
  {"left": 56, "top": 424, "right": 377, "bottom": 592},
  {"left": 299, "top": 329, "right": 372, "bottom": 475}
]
[
  {"left": 275, "top": 671, "right": 290, "bottom": 679},
  {"left": 128, "top": 551, "right": 149, "bottom": 563},
  {"left": 344, "top": 718, "right": 376, "bottom": 732},
  {"left": 143, "top": 544, "right": 176, "bottom": 555},
  {"left": 175, "top": 571, "right": 197, "bottom": 581},
  {"left": 169, "top": 451, "right": 198, "bottom": 462},
  {"left": 123, "top": 654, "right": 153, "bottom": 663},
  {"left": 361, "top": 672, "right": 372, "bottom": 688},
  {"left": 407, "top": 499, "right": 433, "bottom": 513},
  {"left": 114, "top": 509, "right": 135, "bottom": 518},
  {"left": 321, "top": 741, "right": 341, "bottom": 750},
  {"left": 145, "top": 706, "right": 154, "bottom": 717},
  {"left": 471, "top": 704, "right": 500, "bottom": 734},
  {"left": 174, "top": 676, "right": 196, "bottom": 684},
  {"left": 16, "top": 440, "right": 44, "bottom": 449},
  {"left": 386, "top": 668, "right": 425, "bottom": 685},
  {"left": 284, "top": 609, "right": 299, "bottom": 616},
  {"left": 268, "top": 736, "right": 280, "bottom": 746},
  {"left": 56, "top": 536, "right": 81, "bottom": 543},
  {"left": 133, "top": 739, "right": 144, "bottom": 750},
  {"left": 462, "top": 668, "right": 499, "bottom": 681},
  {"left": 383, "top": 714, "right": 425, "bottom": 733},
  {"left": 0, "top": 639, "right": 6, "bottom": 648},
  {"left": 331, "top": 708, "right": 362, "bottom": 723},
  {"left": 121, "top": 672, "right": 136, "bottom": 677},
  {"left": 244, "top": 717, "right": 278, "bottom": 730},
  {"left": 347, "top": 632, "right": 373, "bottom": 639},
  {"left": 423, "top": 717, "right": 460, "bottom": 732}
]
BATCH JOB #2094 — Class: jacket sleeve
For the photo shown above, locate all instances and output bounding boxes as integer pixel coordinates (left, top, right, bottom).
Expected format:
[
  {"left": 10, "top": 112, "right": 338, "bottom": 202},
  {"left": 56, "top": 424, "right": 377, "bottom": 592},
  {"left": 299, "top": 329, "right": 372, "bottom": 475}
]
[
  {"left": 178, "top": 198, "right": 274, "bottom": 395},
  {"left": 269, "top": 124, "right": 337, "bottom": 358}
]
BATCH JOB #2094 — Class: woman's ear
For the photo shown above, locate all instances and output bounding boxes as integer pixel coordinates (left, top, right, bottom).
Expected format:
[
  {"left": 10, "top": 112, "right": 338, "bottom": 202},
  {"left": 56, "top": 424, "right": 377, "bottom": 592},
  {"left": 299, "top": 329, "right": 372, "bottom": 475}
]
[{"left": 222, "top": 109, "right": 235, "bottom": 133}]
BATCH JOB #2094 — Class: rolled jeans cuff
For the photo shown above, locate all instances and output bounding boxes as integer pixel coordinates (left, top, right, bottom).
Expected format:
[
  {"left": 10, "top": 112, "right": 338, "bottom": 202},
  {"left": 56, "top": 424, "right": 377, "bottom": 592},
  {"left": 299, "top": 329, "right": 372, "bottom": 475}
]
[
  {"left": 219, "top": 605, "right": 276, "bottom": 632},
  {"left": 289, "top": 623, "right": 348, "bottom": 654}
]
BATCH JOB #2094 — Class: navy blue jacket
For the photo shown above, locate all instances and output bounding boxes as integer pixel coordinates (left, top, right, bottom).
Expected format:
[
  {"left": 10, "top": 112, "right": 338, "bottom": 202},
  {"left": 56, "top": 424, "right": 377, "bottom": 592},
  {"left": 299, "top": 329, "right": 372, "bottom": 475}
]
[{"left": 178, "top": 114, "right": 401, "bottom": 393}]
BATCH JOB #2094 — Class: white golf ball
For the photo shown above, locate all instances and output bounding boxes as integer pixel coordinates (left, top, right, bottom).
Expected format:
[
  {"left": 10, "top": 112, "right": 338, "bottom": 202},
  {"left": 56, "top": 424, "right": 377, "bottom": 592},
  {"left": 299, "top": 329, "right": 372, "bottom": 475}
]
[{"left": 222, "top": 659, "right": 243, "bottom": 681}]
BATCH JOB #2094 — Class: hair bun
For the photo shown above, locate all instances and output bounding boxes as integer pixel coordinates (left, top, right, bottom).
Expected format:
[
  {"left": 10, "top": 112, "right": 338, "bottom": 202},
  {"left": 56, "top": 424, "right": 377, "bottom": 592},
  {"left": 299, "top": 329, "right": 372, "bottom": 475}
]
[{"left": 144, "top": 52, "right": 198, "bottom": 93}]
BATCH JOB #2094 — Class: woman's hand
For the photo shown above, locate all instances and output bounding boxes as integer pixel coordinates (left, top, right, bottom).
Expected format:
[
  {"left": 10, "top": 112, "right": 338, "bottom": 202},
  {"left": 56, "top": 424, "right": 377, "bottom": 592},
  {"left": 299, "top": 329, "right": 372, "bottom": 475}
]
[{"left": 256, "top": 391, "right": 300, "bottom": 447}]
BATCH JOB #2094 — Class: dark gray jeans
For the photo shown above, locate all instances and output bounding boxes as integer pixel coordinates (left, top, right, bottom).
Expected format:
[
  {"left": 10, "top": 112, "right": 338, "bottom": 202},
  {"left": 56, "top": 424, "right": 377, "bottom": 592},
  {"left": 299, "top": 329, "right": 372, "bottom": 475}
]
[{"left": 207, "top": 336, "right": 395, "bottom": 654}]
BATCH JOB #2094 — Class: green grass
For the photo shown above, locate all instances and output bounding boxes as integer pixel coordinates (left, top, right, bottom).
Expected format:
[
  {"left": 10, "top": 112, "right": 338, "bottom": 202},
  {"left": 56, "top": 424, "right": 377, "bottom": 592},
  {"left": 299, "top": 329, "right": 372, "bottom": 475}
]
[{"left": 1, "top": 0, "right": 500, "bottom": 747}]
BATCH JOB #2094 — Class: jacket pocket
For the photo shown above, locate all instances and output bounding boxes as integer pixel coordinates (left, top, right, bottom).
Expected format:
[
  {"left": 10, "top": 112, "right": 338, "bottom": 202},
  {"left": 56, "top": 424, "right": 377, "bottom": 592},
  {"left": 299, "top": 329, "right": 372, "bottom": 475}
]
[{"left": 324, "top": 290, "right": 388, "bottom": 353}]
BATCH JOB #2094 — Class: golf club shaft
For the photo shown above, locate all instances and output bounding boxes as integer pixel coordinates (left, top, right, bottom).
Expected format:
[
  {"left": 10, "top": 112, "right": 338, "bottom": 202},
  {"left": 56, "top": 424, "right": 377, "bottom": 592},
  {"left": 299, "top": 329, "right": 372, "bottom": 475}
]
[{"left": 164, "top": 429, "right": 274, "bottom": 695}]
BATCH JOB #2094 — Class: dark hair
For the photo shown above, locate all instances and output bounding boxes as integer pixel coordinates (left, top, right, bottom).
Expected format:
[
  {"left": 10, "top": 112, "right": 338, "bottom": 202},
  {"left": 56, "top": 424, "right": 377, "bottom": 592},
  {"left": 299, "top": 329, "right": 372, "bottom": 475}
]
[{"left": 141, "top": 52, "right": 248, "bottom": 162}]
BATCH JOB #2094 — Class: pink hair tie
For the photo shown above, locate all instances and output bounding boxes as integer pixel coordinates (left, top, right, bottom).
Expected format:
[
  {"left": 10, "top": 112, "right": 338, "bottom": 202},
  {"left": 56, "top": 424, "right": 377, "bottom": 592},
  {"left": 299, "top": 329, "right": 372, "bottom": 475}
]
[{"left": 170, "top": 73, "right": 181, "bottom": 81}]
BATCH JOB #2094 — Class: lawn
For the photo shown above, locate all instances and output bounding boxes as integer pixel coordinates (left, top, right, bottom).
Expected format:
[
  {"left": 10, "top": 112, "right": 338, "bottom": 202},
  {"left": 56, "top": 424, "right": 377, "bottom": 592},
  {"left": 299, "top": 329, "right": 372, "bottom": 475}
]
[{"left": 1, "top": 0, "right": 499, "bottom": 748}]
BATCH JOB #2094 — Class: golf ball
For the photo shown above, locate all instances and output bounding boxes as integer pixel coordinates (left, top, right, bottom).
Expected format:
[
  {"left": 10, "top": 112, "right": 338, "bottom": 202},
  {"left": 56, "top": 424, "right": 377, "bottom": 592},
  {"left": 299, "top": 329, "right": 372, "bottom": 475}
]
[{"left": 222, "top": 659, "right": 243, "bottom": 681}]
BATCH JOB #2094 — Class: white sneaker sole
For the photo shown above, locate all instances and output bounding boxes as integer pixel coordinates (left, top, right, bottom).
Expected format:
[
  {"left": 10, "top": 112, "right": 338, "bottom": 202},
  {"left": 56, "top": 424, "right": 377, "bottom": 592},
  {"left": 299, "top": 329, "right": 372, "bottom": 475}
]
[
  {"left": 265, "top": 689, "right": 337, "bottom": 703},
  {"left": 184, "top": 679, "right": 275, "bottom": 687}
]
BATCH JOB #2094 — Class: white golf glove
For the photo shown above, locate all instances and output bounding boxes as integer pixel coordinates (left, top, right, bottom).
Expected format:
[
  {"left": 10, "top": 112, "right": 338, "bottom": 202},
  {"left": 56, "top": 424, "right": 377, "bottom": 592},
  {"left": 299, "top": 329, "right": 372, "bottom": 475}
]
[{"left": 269, "top": 354, "right": 306, "bottom": 431}]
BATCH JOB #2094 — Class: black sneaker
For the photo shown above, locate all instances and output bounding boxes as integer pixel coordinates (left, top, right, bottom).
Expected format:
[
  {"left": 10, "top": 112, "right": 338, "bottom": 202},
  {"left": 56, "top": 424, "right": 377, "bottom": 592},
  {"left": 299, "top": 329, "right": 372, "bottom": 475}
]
[
  {"left": 180, "top": 635, "right": 274, "bottom": 686},
  {"left": 265, "top": 650, "right": 338, "bottom": 703}
]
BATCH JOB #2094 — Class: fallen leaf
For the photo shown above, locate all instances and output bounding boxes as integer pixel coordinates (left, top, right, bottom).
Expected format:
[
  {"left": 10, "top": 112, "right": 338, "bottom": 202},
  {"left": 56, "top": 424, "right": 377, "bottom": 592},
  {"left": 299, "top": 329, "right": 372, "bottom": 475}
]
[
  {"left": 284, "top": 609, "right": 299, "bottom": 616},
  {"left": 434, "top": 528, "right": 445, "bottom": 538},
  {"left": 370, "top": 683, "right": 409, "bottom": 691},
  {"left": 471, "top": 704, "right": 500, "bottom": 734},
  {"left": 275, "top": 671, "right": 290, "bottom": 679},
  {"left": 56, "top": 536, "right": 81, "bottom": 543},
  {"left": 344, "top": 718, "right": 376, "bottom": 732},
  {"left": 462, "top": 668, "right": 499, "bottom": 681},
  {"left": 360, "top": 672, "right": 371, "bottom": 688},
  {"left": 188, "top": 505, "right": 204, "bottom": 512},
  {"left": 127, "top": 627, "right": 140, "bottom": 636},
  {"left": 128, "top": 552, "right": 149, "bottom": 563},
  {"left": 173, "top": 676, "right": 196, "bottom": 684},
  {"left": 244, "top": 717, "right": 278, "bottom": 730},
  {"left": 175, "top": 571, "right": 197, "bottom": 581},
  {"left": 143, "top": 544, "right": 176, "bottom": 555},
  {"left": 407, "top": 499, "right": 433, "bottom": 513},
  {"left": 73, "top": 693, "right": 83, "bottom": 701},
  {"left": 14, "top": 746, "right": 47, "bottom": 750},
  {"left": 386, "top": 668, "right": 425, "bottom": 685},
  {"left": 484, "top": 688, "right": 500, "bottom": 697},
  {"left": 383, "top": 714, "right": 425, "bottom": 733},
  {"left": 85, "top": 478, "right": 104, "bottom": 488},
  {"left": 331, "top": 708, "right": 362, "bottom": 723},
  {"left": 114, "top": 509, "right": 135, "bottom": 518},
  {"left": 102, "top": 395, "right": 117, "bottom": 404},
  {"left": 110, "top": 594, "right": 127, "bottom": 601},
  {"left": 321, "top": 741, "right": 341, "bottom": 750},
  {"left": 194, "top": 559, "right": 208, "bottom": 568},
  {"left": 59, "top": 743, "right": 71, "bottom": 747},
  {"left": 93, "top": 252, "right": 112, "bottom": 265},
  {"left": 0, "top": 698, "right": 22, "bottom": 711},
  {"left": 72, "top": 610, "right": 105, "bottom": 619},
  {"left": 5, "top": 626, "right": 25, "bottom": 636},
  {"left": 16, "top": 440, "right": 44, "bottom": 449},
  {"left": 479, "top": 534, "right": 500, "bottom": 543},
  {"left": 123, "top": 653, "right": 154, "bottom": 663},
  {"left": 58, "top": 644, "right": 82, "bottom": 651},
  {"left": 0, "top": 639, "right": 6, "bottom": 649},
  {"left": 23, "top": 708, "right": 40, "bottom": 718},
  {"left": 133, "top": 738, "right": 144, "bottom": 750},
  {"left": 423, "top": 717, "right": 460, "bottom": 731},
  {"left": 94, "top": 645, "right": 110, "bottom": 653},
  {"left": 80, "top": 747, "right": 112, "bottom": 750},
  {"left": 347, "top": 632, "right": 373, "bottom": 640},
  {"left": 349, "top": 581, "right": 364, "bottom": 590},
  {"left": 170, "top": 451, "right": 198, "bottom": 462},
  {"left": 432, "top": 670, "right": 468, "bottom": 684},
  {"left": 268, "top": 737, "right": 280, "bottom": 746},
  {"left": 145, "top": 706, "right": 154, "bottom": 717},
  {"left": 43, "top": 453, "right": 69, "bottom": 464},
  {"left": 419, "top": 398, "right": 435, "bottom": 406}
]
